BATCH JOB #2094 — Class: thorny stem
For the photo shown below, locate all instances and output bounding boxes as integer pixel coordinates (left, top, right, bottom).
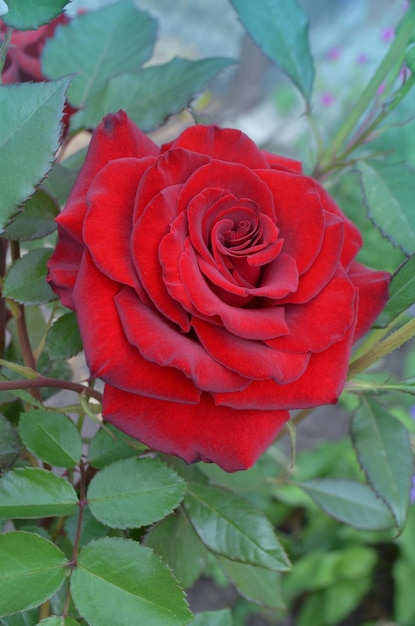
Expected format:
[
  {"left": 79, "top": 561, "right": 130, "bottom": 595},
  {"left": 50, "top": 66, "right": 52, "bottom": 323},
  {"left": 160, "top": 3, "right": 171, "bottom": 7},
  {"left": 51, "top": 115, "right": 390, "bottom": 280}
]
[
  {"left": 0, "top": 375, "right": 103, "bottom": 403},
  {"left": 63, "top": 461, "right": 88, "bottom": 618}
]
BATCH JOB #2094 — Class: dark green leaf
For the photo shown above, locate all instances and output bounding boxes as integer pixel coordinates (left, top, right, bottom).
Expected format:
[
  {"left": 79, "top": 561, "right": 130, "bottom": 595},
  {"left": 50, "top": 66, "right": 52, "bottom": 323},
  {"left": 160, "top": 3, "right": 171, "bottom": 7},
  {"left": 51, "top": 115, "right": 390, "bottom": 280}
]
[
  {"left": 71, "top": 57, "right": 235, "bottom": 132},
  {"left": 70, "top": 537, "right": 193, "bottom": 626},
  {"left": 299, "top": 478, "right": 395, "bottom": 530},
  {"left": 351, "top": 397, "right": 412, "bottom": 529},
  {"left": 3, "top": 248, "right": 56, "bottom": 305},
  {"left": 65, "top": 506, "right": 108, "bottom": 547},
  {"left": 87, "top": 458, "right": 186, "bottom": 529},
  {"left": 355, "top": 160, "right": 415, "bottom": 255},
  {"left": 0, "top": 609, "right": 39, "bottom": 626},
  {"left": 42, "top": 1, "right": 157, "bottom": 108},
  {"left": 43, "top": 162, "right": 80, "bottom": 207},
  {"left": 1, "top": 189, "right": 58, "bottom": 241},
  {"left": 0, "top": 79, "right": 70, "bottom": 232},
  {"left": 184, "top": 483, "right": 290, "bottom": 572},
  {"left": 0, "top": 414, "right": 20, "bottom": 470},
  {"left": 230, "top": 0, "right": 314, "bottom": 99},
  {"left": 191, "top": 610, "right": 232, "bottom": 626},
  {"left": 0, "top": 531, "right": 67, "bottom": 616},
  {"left": 145, "top": 510, "right": 208, "bottom": 588},
  {"left": 2, "top": 0, "right": 69, "bottom": 29},
  {"left": 217, "top": 557, "right": 284, "bottom": 609},
  {"left": 376, "top": 255, "right": 415, "bottom": 327},
  {"left": 0, "top": 468, "right": 78, "bottom": 519},
  {"left": 46, "top": 313, "right": 83, "bottom": 360},
  {"left": 88, "top": 424, "right": 147, "bottom": 469},
  {"left": 18, "top": 409, "right": 82, "bottom": 468}
]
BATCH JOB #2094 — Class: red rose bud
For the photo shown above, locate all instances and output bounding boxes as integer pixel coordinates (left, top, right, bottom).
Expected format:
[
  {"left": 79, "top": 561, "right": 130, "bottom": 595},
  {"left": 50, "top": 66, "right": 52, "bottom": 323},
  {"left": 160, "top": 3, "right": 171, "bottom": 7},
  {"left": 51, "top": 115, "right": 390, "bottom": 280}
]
[{"left": 47, "top": 112, "right": 390, "bottom": 472}]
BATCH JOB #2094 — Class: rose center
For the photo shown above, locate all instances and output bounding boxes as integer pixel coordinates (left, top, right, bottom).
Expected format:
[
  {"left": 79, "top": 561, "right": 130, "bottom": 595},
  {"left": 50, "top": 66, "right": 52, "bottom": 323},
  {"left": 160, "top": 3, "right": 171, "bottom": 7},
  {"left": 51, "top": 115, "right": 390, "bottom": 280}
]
[{"left": 223, "top": 220, "right": 255, "bottom": 248}]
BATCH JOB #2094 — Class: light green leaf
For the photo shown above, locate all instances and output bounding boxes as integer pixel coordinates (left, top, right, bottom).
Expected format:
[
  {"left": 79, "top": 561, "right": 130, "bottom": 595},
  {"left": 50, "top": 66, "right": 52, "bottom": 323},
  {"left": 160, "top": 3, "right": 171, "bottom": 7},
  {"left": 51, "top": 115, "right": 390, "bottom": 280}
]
[
  {"left": 87, "top": 424, "right": 145, "bottom": 469},
  {"left": 42, "top": 0, "right": 157, "bottom": 108},
  {"left": 18, "top": 409, "right": 82, "bottom": 468},
  {"left": 191, "top": 610, "right": 232, "bottom": 626},
  {"left": 0, "top": 79, "right": 70, "bottom": 232},
  {"left": 376, "top": 254, "right": 415, "bottom": 327},
  {"left": 0, "top": 532, "right": 68, "bottom": 617},
  {"left": 355, "top": 160, "right": 415, "bottom": 255},
  {"left": 87, "top": 458, "right": 186, "bottom": 529},
  {"left": 46, "top": 313, "right": 83, "bottom": 360},
  {"left": 299, "top": 479, "right": 395, "bottom": 530},
  {"left": 230, "top": 0, "right": 314, "bottom": 100},
  {"left": 71, "top": 56, "right": 235, "bottom": 132},
  {"left": 351, "top": 397, "right": 412, "bottom": 529},
  {"left": 70, "top": 538, "right": 193, "bottom": 626},
  {"left": 2, "top": 1, "right": 69, "bottom": 29},
  {"left": 1, "top": 189, "right": 58, "bottom": 241},
  {"left": 37, "top": 617, "right": 79, "bottom": 626},
  {"left": 2, "top": 248, "right": 56, "bottom": 305},
  {"left": 0, "top": 468, "right": 78, "bottom": 519},
  {"left": 184, "top": 483, "right": 290, "bottom": 572},
  {"left": 145, "top": 510, "right": 208, "bottom": 588},
  {"left": 0, "top": 414, "right": 20, "bottom": 471},
  {"left": 217, "top": 557, "right": 285, "bottom": 609}
]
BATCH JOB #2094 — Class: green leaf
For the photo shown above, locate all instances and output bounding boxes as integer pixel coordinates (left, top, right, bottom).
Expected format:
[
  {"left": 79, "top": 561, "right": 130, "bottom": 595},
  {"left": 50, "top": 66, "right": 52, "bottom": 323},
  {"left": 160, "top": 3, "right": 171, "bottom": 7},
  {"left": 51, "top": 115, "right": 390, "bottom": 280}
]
[
  {"left": 145, "top": 510, "right": 208, "bottom": 588},
  {"left": 37, "top": 618, "right": 79, "bottom": 626},
  {"left": 42, "top": 1, "right": 157, "bottom": 108},
  {"left": 2, "top": 1, "right": 70, "bottom": 29},
  {"left": 0, "top": 79, "right": 70, "bottom": 232},
  {"left": 88, "top": 424, "right": 146, "bottom": 469},
  {"left": 0, "top": 532, "right": 68, "bottom": 617},
  {"left": 87, "top": 458, "right": 186, "bottom": 529},
  {"left": 355, "top": 160, "right": 415, "bottom": 255},
  {"left": 71, "top": 56, "right": 235, "bottom": 132},
  {"left": 18, "top": 409, "right": 82, "bottom": 468},
  {"left": 191, "top": 610, "right": 232, "bottom": 626},
  {"left": 230, "top": 0, "right": 314, "bottom": 100},
  {"left": 0, "top": 414, "right": 20, "bottom": 471},
  {"left": 376, "top": 255, "right": 415, "bottom": 327},
  {"left": 3, "top": 248, "right": 56, "bottom": 305},
  {"left": 70, "top": 537, "right": 193, "bottom": 626},
  {"left": 1, "top": 190, "right": 58, "bottom": 241},
  {"left": 46, "top": 313, "right": 83, "bottom": 360},
  {"left": 0, "top": 468, "right": 78, "bottom": 519},
  {"left": 183, "top": 483, "right": 290, "bottom": 572},
  {"left": 217, "top": 557, "right": 285, "bottom": 609},
  {"left": 351, "top": 397, "right": 412, "bottom": 529},
  {"left": 0, "top": 609, "right": 39, "bottom": 626},
  {"left": 299, "top": 478, "right": 395, "bottom": 530},
  {"left": 65, "top": 506, "right": 108, "bottom": 547}
]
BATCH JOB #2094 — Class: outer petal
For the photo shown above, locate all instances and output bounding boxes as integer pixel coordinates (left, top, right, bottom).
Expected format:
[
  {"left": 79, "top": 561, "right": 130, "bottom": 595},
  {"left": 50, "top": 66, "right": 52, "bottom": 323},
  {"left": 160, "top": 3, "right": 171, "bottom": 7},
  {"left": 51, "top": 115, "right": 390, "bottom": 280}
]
[
  {"left": 192, "top": 317, "right": 310, "bottom": 383},
  {"left": 47, "top": 231, "right": 83, "bottom": 310},
  {"left": 214, "top": 323, "right": 356, "bottom": 410},
  {"left": 73, "top": 251, "right": 200, "bottom": 403},
  {"left": 162, "top": 125, "right": 271, "bottom": 170},
  {"left": 103, "top": 387, "right": 290, "bottom": 472},
  {"left": 115, "top": 287, "right": 249, "bottom": 393},
  {"left": 348, "top": 262, "right": 390, "bottom": 340}
]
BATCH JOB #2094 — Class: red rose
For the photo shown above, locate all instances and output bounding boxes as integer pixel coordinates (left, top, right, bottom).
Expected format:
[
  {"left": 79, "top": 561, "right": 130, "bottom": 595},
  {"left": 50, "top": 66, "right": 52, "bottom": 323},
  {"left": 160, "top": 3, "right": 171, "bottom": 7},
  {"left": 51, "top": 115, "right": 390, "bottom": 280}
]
[{"left": 47, "top": 111, "right": 390, "bottom": 472}]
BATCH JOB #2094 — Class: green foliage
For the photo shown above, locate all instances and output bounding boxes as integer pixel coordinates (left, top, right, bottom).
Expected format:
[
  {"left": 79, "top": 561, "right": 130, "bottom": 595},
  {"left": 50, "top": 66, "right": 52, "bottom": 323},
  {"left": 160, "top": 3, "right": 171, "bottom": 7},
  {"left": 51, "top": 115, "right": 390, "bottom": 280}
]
[
  {"left": 87, "top": 424, "right": 146, "bottom": 469},
  {"left": 0, "top": 532, "right": 68, "bottom": 617},
  {"left": 71, "top": 57, "right": 236, "bottom": 133},
  {"left": 377, "top": 255, "right": 415, "bottom": 327},
  {"left": 46, "top": 313, "right": 83, "bottom": 360},
  {"left": 230, "top": 0, "right": 314, "bottom": 100},
  {"left": 0, "top": 414, "right": 19, "bottom": 470},
  {"left": 38, "top": 618, "right": 80, "bottom": 626},
  {"left": 1, "top": 190, "right": 58, "bottom": 241},
  {"left": 2, "top": 249, "right": 56, "bottom": 305},
  {"left": 190, "top": 610, "right": 232, "bottom": 626},
  {"left": 70, "top": 538, "right": 193, "bottom": 626},
  {"left": 2, "top": 0, "right": 70, "bottom": 29},
  {"left": 0, "top": 79, "right": 70, "bottom": 232},
  {"left": 87, "top": 458, "right": 186, "bottom": 529}
]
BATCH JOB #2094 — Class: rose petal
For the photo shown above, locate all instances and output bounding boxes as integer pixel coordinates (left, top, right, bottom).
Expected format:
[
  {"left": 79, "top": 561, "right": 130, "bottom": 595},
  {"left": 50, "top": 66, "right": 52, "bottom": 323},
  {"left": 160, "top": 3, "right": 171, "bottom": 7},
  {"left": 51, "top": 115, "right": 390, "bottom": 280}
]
[
  {"left": 83, "top": 157, "right": 156, "bottom": 289},
  {"left": 348, "top": 262, "right": 390, "bottom": 340},
  {"left": 103, "top": 386, "right": 290, "bottom": 471},
  {"left": 162, "top": 125, "right": 271, "bottom": 170},
  {"left": 192, "top": 317, "right": 310, "bottom": 383},
  {"left": 73, "top": 251, "right": 200, "bottom": 403},
  {"left": 115, "top": 286, "right": 249, "bottom": 393},
  {"left": 214, "top": 324, "right": 356, "bottom": 410},
  {"left": 47, "top": 232, "right": 83, "bottom": 310},
  {"left": 261, "top": 150, "right": 303, "bottom": 173}
]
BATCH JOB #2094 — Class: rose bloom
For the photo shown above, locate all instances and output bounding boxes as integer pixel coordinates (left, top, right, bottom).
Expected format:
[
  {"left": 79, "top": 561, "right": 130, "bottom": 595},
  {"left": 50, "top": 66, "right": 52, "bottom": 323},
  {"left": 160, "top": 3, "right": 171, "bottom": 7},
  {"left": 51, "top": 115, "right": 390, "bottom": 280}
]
[{"left": 48, "top": 111, "right": 390, "bottom": 472}]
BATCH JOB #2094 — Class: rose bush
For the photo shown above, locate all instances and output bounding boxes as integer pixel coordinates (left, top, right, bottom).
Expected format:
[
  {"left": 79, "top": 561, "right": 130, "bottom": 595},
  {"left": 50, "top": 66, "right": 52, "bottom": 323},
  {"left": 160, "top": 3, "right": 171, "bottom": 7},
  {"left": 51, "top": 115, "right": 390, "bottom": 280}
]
[{"left": 47, "top": 111, "right": 390, "bottom": 471}]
